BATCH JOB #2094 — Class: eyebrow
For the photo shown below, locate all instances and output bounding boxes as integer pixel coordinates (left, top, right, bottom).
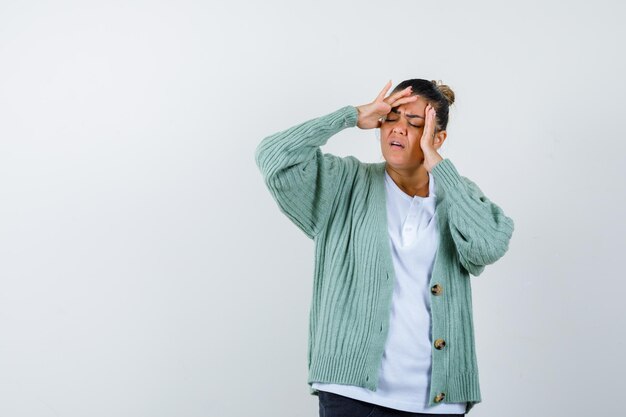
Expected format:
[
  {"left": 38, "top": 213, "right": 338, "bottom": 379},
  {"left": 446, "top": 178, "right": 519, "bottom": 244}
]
[{"left": 391, "top": 107, "right": 424, "bottom": 119}]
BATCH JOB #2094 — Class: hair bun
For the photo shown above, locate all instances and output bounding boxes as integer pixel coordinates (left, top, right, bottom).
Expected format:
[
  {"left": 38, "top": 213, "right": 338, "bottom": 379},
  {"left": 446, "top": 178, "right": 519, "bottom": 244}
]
[{"left": 431, "top": 79, "right": 455, "bottom": 106}]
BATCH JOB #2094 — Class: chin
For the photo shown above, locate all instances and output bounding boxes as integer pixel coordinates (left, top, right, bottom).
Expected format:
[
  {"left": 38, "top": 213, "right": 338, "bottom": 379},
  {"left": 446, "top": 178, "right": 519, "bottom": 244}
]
[{"left": 385, "top": 157, "right": 423, "bottom": 170}]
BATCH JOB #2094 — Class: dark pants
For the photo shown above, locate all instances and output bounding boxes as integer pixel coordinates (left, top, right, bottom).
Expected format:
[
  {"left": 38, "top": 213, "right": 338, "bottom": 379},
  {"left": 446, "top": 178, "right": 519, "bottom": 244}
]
[{"left": 318, "top": 391, "right": 465, "bottom": 417}]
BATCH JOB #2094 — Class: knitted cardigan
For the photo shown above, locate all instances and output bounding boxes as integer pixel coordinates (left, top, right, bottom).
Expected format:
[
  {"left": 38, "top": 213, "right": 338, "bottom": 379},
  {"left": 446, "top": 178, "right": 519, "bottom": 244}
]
[{"left": 254, "top": 105, "right": 515, "bottom": 414}]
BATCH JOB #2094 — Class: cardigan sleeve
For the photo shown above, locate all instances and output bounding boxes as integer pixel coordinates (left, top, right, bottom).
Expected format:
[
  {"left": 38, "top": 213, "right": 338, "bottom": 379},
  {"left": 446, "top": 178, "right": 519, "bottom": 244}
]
[
  {"left": 430, "top": 158, "right": 515, "bottom": 277},
  {"left": 254, "top": 105, "right": 358, "bottom": 239}
]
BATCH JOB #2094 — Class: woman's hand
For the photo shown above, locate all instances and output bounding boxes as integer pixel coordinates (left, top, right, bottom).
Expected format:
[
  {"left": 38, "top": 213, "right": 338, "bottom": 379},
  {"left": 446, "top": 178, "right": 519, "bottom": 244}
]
[
  {"left": 420, "top": 103, "right": 443, "bottom": 172},
  {"left": 355, "top": 80, "right": 418, "bottom": 129}
]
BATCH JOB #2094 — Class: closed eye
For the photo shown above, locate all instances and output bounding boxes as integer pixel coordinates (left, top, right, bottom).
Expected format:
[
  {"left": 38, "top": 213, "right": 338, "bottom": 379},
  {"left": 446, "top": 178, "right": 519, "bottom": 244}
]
[{"left": 384, "top": 118, "right": 422, "bottom": 128}]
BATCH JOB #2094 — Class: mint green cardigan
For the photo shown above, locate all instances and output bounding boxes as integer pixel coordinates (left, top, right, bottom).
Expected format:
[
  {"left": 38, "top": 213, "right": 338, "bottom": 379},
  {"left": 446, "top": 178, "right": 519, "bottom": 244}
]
[{"left": 254, "top": 105, "right": 515, "bottom": 414}]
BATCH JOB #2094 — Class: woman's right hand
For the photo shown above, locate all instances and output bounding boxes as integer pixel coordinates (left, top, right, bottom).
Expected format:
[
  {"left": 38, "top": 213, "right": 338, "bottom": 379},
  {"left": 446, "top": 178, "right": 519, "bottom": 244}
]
[{"left": 355, "top": 81, "right": 418, "bottom": 129}]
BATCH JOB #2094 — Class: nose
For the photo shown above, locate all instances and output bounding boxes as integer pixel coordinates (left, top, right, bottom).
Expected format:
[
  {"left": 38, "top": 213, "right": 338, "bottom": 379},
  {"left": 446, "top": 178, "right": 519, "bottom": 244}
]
[
  {"left": 390, "top": 112, "right": 410, "bottom": 135},
  {"left": 392, "top": 121, "right": 407, "bottom": 135}
]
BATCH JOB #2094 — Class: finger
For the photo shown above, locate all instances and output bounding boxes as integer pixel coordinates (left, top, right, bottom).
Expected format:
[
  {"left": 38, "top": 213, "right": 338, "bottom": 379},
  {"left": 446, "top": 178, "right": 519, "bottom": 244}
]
[
  {"left": 389, "top": 95, "right": 418, "bottom": 109},
  {"left": 383, "top": 86, "right": 413, "bottom": 105},
  {"left": 375, "top": 80, "right": 393, "bottom": 102},
  {"left": 430, "top": 105, "right": 438, "bottom": 132},
  {"left": 422, "top": 104, "right": 436, "bottom": 142}
]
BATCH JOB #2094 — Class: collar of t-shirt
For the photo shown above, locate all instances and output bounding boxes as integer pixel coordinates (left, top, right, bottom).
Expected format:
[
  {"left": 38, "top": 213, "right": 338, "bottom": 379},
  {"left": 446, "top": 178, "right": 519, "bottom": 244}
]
[{"left": 384, "top": 170, "right": 437, "bottom": 247}]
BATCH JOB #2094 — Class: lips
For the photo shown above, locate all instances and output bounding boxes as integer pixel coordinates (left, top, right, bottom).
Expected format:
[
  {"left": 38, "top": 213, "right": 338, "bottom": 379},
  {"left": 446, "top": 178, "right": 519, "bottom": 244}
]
[{"left": 389, "top": 137, "right": 405, "bottom": 149}]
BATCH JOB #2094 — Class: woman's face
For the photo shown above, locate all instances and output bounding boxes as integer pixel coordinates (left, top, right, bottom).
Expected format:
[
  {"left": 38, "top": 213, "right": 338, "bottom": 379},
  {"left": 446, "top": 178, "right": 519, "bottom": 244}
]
[{"left": 380, "top": 94, "right": 440, "bottom": 171}]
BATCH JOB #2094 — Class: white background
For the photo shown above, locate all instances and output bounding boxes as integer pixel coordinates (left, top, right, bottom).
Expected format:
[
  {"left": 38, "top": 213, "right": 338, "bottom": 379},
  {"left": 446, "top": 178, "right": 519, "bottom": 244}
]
[{"left": 1, "top": 1, "right": 624, "bottom": 416}]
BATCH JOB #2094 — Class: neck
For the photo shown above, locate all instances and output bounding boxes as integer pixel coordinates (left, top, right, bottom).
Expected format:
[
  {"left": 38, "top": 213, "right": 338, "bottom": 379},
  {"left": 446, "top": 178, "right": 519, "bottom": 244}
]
[{"left": 385, "top": 163, "right": 430, "bottom": 197}]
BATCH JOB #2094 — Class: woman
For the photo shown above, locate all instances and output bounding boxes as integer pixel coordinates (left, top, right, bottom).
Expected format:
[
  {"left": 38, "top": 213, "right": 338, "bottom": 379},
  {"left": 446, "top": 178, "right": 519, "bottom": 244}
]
[{"left": 254, "top": 79, "right": 515, "bottom": 416}]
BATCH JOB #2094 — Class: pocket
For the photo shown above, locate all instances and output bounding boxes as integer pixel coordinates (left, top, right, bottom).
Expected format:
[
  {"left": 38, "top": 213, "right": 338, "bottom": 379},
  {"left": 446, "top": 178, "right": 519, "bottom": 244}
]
[{"left": 318, "top": 391, "right": 376, "bottom": 417}]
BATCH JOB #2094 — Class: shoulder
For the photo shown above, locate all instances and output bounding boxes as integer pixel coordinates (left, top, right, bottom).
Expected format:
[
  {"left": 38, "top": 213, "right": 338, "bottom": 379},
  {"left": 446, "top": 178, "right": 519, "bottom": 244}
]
[
  {"left": 459, "top": 175, "right": 488, "bottom": 200},
  {"left": 434, "top": 158, "right": 483, "bottom": 192},
  {"left": 460, "top": 175, "right": 478, "bottom": 188}
]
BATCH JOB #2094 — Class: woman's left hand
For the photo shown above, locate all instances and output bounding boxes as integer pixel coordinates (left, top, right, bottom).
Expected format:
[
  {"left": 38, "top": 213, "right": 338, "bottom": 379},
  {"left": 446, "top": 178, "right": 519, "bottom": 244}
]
[{"left": 420, "top": 103, "right": 443, "bottom": 172}]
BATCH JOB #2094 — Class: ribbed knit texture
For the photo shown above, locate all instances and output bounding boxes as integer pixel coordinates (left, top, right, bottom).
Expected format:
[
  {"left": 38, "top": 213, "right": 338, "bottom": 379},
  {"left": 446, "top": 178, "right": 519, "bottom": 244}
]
[{"left": 254, "top": 105, "right": 515, "bottom": 414}]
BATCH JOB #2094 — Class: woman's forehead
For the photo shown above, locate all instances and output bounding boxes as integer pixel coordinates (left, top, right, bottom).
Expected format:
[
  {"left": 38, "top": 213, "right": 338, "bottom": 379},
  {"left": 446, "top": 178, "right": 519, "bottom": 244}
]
[{"left": 393, "top": 97, "right": 428, "bottom": 116}]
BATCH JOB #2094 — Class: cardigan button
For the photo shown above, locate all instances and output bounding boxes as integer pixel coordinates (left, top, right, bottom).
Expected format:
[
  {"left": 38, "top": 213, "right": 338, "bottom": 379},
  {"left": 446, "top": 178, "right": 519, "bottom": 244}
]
[
  {"left": 431, "top": 284, "right": 443, "bottom": 295},
  {"left": 434, "top": 338, "right": 446, "bottom": 349},
  {"left": 434, "top": 392, "right": 446, "bottom": 402}
]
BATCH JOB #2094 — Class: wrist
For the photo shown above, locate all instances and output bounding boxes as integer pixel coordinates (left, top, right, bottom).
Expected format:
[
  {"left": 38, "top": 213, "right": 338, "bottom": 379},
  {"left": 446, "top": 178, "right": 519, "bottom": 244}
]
[{"left": 424, "top": 149, "right": 443, "bottom": 171}]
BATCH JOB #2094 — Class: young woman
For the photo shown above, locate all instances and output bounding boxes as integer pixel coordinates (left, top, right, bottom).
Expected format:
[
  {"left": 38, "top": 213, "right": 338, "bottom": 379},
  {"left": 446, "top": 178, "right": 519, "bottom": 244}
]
[{"left": 255, "top": 79, "right": 515, "bottom": 416}]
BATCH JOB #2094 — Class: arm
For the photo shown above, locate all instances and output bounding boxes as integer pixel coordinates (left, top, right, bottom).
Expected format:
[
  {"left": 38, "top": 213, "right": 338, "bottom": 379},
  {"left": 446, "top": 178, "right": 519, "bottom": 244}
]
[
  {"left": 430, "top": 158, "right": 515, "bottom": 277},
  {"left": 255, "top": 81, "right": 419, "bottom": 239},
  {"left": 254, "top": 105, "right": 358, "bottom": 239}
]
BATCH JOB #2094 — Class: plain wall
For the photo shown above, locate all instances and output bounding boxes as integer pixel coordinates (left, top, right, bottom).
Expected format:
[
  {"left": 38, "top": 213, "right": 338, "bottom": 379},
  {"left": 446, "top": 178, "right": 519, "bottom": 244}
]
[{"left": 1, "top": 1, "right": 625, "bottom": 416}]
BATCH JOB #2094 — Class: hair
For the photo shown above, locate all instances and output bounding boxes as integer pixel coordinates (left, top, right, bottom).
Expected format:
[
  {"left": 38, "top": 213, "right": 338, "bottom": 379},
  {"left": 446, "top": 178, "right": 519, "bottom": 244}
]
[{"left": 390, "top": 79, "right": 455, "bottom": 131}]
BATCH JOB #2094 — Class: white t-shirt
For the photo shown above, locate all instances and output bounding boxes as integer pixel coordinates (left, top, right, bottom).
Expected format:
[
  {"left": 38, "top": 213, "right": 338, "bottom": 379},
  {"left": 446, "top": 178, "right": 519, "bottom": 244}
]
[{"left": 313, "top": 169, "right": 467, "bottom": 414}]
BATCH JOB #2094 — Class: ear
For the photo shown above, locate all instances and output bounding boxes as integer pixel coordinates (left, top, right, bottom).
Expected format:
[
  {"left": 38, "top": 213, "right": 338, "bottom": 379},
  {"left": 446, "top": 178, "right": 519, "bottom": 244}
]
[{"left": 433, "top": 130, "right": 447, "bottom": 150}]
